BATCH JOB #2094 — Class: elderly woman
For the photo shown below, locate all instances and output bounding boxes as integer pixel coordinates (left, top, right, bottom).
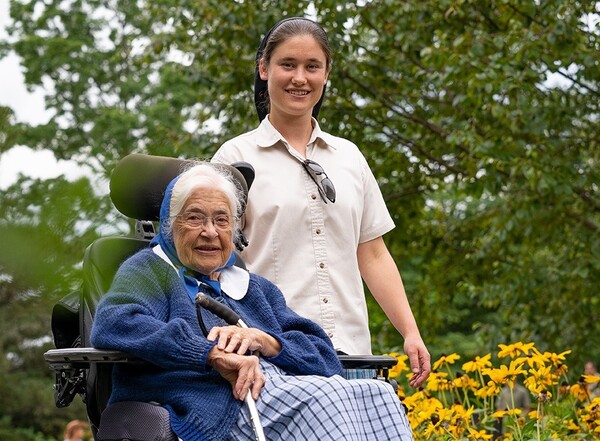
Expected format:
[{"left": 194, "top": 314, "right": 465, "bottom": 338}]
[{"left": 90, "top": 162, "right": 413, "bottom": 441}]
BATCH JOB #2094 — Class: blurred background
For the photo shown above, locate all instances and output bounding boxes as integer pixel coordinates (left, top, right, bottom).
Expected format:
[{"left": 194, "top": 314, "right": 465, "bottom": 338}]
[{"left": 1, "top": 0, "right": 598, "bottom": 438}]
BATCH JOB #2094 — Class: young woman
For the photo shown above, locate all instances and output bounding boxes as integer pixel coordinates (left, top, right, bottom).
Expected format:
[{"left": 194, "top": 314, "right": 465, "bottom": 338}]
[{"left": 212, "top": 17, "right": 430, "bottom": 387}]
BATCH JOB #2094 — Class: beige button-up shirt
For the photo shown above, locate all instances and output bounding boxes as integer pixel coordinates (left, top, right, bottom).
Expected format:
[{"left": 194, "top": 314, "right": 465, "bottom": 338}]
[{"left": 213, "top": 118, "right": 394, "bottom": 354}]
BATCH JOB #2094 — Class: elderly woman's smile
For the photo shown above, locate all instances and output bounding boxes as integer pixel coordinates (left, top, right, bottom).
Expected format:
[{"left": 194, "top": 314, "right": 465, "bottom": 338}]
[{"left": 173, "top": 188, "right": 233, "bottom": 277}]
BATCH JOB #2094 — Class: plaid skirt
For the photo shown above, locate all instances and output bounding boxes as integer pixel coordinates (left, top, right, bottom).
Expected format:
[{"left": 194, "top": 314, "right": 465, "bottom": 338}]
[{"left": 227, "top": 359, "right": 413, "bottom": 440}]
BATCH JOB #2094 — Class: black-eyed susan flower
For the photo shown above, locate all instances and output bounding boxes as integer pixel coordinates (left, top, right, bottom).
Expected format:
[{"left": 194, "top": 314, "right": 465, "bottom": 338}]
[
  {"left": 565, "top": 418, "right": 579, "bottom": 431},
  {"left": 432, "top": 353, "right": 461, "bottom": 371},
  {"left": 543, "top": 349, "right": 572, "bottom": 367},
  {"left": 401, "top": 343, "right": 598, "bottom": 440},
  {"left": 453, "top": 372, "right": 480, "bottom": 392},
  {"left": 498, "top": 341, "right": 536, "bottom": 358},
  {"left": 386, "top": 352, "right": 409, "bottom": 379},
  {"left": 426, "top": 371, "right": 451, "bottom": 392},
  {"left": 483, "top": 360, "right": 526, "bottom": 386},
  {"left": 467, "top": 427, "right": 494, "bottom": 440},
  {"left": 570, "top": 381, "right": 590, "bottom": 402},
  {"left": 493, "top": 408, "right": 523, "bottom": 419},
  {"left": 524, "top": 365, "right": 557, "bottom": 394},
  {"left": 583, "top": 373, "right": 600, "bottom": 386},
  {"left": 474, "top": 380, "right": 501, "bottom": 398},
  {"left": 462, "top": 353, "right": 492, "bottom": 373}
]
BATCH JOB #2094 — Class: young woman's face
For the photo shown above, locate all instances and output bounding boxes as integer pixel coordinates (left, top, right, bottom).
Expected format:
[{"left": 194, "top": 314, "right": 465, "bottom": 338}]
[{"left": 259, "top": 35, "right": 329, "bottom": 119}]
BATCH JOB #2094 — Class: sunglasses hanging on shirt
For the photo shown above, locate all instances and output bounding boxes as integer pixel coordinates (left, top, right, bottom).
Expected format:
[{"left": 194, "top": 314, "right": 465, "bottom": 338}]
[{"left": 302, "top": 159, "right": 336, "bottom": 204}]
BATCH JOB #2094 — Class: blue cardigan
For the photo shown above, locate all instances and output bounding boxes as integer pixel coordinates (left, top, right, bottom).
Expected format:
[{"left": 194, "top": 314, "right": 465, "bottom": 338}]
[{"left": 90, "top": 248, "right": 343, "bottom": 441}]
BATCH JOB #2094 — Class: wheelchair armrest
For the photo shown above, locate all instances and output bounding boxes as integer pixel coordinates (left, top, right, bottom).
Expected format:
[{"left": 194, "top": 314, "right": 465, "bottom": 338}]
[
  {"left": 45, "top": 349, "right": 397, "bottom": 370},
  {"left": 337, "top": 355, "right": 397, "bottom": 370},
  {"left": 44, "top": 347, "right": 141, "bottom": 370},
  {"left": 44, "top": 348, "right": 140, "bottom": 409}
]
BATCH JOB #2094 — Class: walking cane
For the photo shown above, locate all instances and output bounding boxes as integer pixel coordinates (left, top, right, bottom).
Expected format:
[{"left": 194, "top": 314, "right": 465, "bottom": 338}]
[{"left": 195, "top": 293, "right": 267, "bottom": 441}]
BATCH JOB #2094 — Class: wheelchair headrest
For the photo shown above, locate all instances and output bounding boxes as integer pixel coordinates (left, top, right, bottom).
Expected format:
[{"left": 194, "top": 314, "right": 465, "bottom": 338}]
[{"left": 109, "top": 154, "right": 255, "bottom": 221}]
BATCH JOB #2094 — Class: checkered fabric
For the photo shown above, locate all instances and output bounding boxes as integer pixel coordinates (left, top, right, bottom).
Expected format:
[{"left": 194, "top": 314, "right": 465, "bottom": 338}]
[
  {"left": 227, "top": 360, "right": 413, "bottom": 440},
  {"left": 342, "top": 368, "right": 377, "bottom": 380}
]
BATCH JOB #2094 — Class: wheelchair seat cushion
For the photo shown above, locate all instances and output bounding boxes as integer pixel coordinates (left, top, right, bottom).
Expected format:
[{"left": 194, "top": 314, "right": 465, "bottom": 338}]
[{"left": 97, "top": 401, "right": 177, "bottom": 441}]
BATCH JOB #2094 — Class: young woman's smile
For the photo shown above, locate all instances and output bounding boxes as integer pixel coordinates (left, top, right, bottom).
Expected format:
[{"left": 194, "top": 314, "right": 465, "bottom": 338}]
[{"left": 259, "top": 35, "right": 329, "bottom": 119}]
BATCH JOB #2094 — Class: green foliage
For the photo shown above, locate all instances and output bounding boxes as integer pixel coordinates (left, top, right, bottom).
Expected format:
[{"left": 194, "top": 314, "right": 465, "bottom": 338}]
[
  {"left": 1, "top": 0, "right": 599, "bottom": 435},
  {"left": 0, "top": 176, "right": 114, "bottom": 436}
]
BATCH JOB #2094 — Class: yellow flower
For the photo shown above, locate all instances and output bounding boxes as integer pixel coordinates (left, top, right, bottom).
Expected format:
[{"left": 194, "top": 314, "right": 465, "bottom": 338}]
[
  {"left": 400, "top": 345, "right": 600, "bottom": 440},
  {"left": 554, "top": 363, "right": 569, "bottom": 377},
  {"left": 386, "top": 352, "right": 409, "bottom": 379},
  {"left": 432, "top": 353, "right": 461, "bottom": 371},
  {"left": 497, "top": 342, "right": 536, "bottom": 358},
  {"left": 467, "top": 427, "right": 494, "bottom": 440},
  {"left": 524, "top": 365, "right": 558, "bottom": 394},
  {"left": 462, "top": 353, "right": 492, "bottom": 373},
  {"left": 570, "top": 382, "right": 590, "bottom": 402},
  {"left": 566, "top": 419, "right": 580, "bottom": 431},
  {"left": 426, "top": 371, "right": 451, "bottom": 392},
  {"left": 483, "top": 360, "right": 526, "bottom": 386},
  {"left": 453, "top": 372, "right": 480, "bottom": 391},
  {"left": 542, "top": 350, "right": 572, "bottom": 367},
  {"left": 405, "top": 394, "right": 444, "bottom": 430},
  {"left": 493, "top": 408, "right": 522, "bottom": 418},
  {"left": 474, "top": 380, "right": 501, "bottom": 398},
  {"left": 583, "top": 374, "right": 600, "bottom": 385}
]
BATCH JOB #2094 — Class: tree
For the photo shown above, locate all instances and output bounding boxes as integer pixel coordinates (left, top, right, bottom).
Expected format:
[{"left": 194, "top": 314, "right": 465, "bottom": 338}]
[
  {"left": 0, "top": 174, "right": 114, "bottom": 437},
  {"left": 1, "top": 0, "right": 598, "bottom": 434}
]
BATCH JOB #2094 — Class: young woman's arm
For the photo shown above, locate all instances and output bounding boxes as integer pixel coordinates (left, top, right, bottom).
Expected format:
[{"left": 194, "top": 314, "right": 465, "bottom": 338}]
[{"left": 358, "top": 236, "right": 431, "bottom": 387}]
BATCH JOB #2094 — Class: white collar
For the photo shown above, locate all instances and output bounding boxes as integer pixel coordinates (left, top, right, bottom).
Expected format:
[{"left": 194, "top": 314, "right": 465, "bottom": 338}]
[{"left": 152, "top": 244, "right": 249, "bottom": 300}]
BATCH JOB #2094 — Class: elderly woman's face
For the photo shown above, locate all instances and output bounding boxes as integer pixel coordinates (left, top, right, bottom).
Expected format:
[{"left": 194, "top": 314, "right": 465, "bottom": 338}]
[{"left": 173, "top": 188, "right": 233, "bottom": 276}]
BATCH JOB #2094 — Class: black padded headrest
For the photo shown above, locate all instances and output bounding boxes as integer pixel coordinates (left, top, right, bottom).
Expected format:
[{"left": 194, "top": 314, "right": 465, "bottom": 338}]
[{"left": 109, "top": 153, "right": 255, "bottom": 221}]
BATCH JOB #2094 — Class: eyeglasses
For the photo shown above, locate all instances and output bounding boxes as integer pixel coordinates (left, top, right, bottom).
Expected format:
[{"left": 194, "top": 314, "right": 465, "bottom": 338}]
[
  {"left": 174, "top": 212, "right": 236, "bottom": 230},
  {"left": 302, "top": 159, "right": 336, "bottom": 204}
]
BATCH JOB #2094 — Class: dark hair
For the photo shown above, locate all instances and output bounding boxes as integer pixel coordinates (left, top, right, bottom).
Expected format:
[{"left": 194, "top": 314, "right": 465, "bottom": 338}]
[{"left": 260, "top": 18, "right": 332, "bottom": 72}]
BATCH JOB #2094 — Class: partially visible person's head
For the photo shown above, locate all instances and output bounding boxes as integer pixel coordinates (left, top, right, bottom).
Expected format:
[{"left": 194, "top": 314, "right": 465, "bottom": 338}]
[
  {"left": 64, "top": 419, "right": 88, "bottom": 441},
  {"left": 163, "top": 163, "right": 243, "bottom": 275},
  {"left": 584, "top": 361, "right": 598, "bottom": 375}
]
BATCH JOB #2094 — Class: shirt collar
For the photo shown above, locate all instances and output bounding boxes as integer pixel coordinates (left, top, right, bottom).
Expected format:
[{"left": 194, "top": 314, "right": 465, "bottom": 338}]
[
  {"left": 152, "top": 244, "right": 249, "bottom": 300},
  {"left": 256, "top": 116, "right": 332, "bottom": 151}
]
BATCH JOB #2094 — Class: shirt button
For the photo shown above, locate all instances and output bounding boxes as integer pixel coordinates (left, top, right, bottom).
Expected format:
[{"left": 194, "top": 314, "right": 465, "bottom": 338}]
[
  {"left": 328, "top": 332, "right": 334, "bottom": 338},
  {"left": 319, "top": 262, "right": 325, "bottom": 269},
  {"left": 315, "top": 228, "right": 321, "bottom": 235},
  {"left": 311, "top": 194, "right": 317, "bottom": 200},
  {"left": 322, "top": 297, "right": 328, "bottom": 303}
]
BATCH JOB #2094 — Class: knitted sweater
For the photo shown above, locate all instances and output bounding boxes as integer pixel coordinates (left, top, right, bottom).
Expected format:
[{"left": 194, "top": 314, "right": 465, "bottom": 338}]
[{"left": 90, "top": 248, "right": 343, "bottom": 441}]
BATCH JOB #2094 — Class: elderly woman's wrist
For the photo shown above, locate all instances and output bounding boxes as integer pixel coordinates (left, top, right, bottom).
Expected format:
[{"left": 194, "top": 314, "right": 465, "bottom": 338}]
[{"left": 261, "top": 334, "right": 282, "bottom": 357}]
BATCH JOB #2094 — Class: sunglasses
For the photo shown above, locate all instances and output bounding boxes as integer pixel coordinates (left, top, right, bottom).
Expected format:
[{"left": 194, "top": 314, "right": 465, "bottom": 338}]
[{"left": 302, "top": 159, "right": 336, "bottom": 204}]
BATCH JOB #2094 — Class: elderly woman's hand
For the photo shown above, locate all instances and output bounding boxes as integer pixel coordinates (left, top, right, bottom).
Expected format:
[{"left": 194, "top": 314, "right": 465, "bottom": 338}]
[
  {"left": 207, "top": 348, "right": 265, "bottom": 401},
  {"left": 207, "top": 325, "right": 282, "bottom": 357}
]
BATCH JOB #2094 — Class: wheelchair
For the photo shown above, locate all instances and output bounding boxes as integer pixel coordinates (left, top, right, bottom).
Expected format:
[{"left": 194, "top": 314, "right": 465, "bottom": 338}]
[{"left": 44, "top": 153, "right": 398, "bottom": 441}]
